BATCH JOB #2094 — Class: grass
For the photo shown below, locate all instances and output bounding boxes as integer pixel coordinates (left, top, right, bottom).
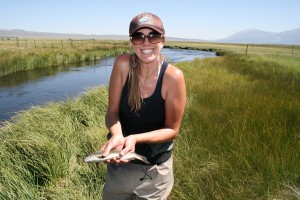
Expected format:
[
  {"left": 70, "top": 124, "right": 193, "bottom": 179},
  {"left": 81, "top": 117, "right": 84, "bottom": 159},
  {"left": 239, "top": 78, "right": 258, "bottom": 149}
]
[
  {"left": 171, "top": 55, "right": 300, "bottom": 199},
  {"left": 0, "top": 88, "right": 108, "bottom": 199},
  {"left": 0, "top": 41, "right": 299, "bottom": 199},
  {"left": 0, "top": 40, "right": 129, "bottom": 77}
]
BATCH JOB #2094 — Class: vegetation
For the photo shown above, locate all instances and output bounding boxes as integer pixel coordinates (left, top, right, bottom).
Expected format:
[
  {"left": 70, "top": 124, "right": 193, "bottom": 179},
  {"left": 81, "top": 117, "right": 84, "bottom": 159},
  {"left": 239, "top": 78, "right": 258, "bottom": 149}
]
[
  {"left": 0, "top": 88, "right": 108, "bottom": 199},
  {"left": 0, "top": 41, "right": 299, "bottom": 199},
  {"left": 0, "top": 39, "right": 130, "bottom": 77},
  {"left": 172, "top": 54, "right": 300, "bottom": 199}
]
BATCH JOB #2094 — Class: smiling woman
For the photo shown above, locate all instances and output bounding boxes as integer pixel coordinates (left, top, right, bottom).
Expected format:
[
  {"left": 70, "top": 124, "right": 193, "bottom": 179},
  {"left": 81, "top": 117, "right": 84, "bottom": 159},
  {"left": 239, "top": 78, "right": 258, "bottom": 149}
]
[{"left": 100, "top": 12, "right": 186, "bottom": 200}]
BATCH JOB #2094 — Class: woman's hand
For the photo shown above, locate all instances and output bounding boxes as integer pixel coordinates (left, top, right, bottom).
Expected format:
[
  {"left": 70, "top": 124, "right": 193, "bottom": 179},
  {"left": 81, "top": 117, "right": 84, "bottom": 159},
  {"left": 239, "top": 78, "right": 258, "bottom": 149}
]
[
  {"left": 112, "top": 135, "right": 137, "bottom": 164},
  {"left": 120, "top": 135, "right": 136, "bottom": 156},
  {"left": 100, "top": 134, "right": 125, "bottom": 164},
  {"left": 100, "top": 135, "right": 137, "bottom": 164}
]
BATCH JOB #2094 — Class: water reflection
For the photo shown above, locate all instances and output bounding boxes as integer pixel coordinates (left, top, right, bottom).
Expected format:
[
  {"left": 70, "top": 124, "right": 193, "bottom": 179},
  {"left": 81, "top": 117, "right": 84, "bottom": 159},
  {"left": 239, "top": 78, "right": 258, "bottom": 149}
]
[
  {"left": 162, "top": 48, "right": 216, "bottom": 63},
  {"left": 0, "top": 60, "right": 99, "bottom": 89},
  {"left": 0, "top": 48, "right": 216, "bottom": 121},
  {"left": 0, "top": 58, "right": 115, "bottom": 121}
]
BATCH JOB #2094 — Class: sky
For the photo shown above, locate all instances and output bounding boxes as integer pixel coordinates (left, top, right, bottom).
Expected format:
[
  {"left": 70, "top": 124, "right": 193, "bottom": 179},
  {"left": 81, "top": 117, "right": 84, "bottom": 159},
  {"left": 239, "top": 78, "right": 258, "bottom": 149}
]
[{"left": 1, "top": 0, "right": 299, "bottom": 40}]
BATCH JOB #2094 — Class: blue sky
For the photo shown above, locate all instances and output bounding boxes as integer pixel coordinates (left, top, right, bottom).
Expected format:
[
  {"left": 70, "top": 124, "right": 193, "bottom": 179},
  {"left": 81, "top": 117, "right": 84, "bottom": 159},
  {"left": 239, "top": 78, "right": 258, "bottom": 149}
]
[{"left": 1, "top": 0, "right": 299, "bottom": 40}]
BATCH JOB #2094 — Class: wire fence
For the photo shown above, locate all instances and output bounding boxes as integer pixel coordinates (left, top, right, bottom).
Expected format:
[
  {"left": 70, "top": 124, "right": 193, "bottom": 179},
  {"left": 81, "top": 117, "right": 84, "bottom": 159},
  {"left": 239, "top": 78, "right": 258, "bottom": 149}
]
[
  {"left": 1, "top": 37, "right": 299, "bottom": 58},
  {"left": 165, "top": 41, "right": 300, "bottom": 58},
  {"left": 0, "top": 37, "right": 130, "bottom": 50}
]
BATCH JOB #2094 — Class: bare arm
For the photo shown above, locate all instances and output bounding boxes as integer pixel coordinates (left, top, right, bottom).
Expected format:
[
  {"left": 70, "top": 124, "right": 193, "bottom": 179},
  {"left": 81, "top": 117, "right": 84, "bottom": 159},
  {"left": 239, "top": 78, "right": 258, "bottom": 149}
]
[{"left": 101, "top": 54, "right": 130, "bottom": 156}]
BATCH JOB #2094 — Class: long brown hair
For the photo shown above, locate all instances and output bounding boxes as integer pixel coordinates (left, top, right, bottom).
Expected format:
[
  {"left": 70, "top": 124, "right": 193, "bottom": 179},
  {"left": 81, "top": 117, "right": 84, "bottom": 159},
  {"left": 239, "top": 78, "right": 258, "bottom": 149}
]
[{"left": 128, "top": 53, "right": 142, "bottom": 112}]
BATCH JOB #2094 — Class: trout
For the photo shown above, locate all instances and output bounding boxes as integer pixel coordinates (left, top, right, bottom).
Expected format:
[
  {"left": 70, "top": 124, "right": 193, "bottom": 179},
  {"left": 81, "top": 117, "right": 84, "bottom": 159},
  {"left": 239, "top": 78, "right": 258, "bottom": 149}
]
[{"left": 83, "top": 149, "right": 150, "bottom": 164}]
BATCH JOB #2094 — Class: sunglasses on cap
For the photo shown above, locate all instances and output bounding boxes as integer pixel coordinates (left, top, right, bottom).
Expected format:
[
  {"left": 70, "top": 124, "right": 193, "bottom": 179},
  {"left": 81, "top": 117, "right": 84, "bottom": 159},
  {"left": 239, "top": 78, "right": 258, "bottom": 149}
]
[{"left": 130, "top": 31, "right": 164, "bottom": 45}]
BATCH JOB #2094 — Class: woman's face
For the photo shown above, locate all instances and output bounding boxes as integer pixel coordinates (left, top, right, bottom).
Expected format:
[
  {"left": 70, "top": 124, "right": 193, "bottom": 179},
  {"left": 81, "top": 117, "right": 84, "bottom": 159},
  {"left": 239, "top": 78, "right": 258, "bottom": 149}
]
[{"left": 131, "top": 28, "right": 164, "bottom": 64}]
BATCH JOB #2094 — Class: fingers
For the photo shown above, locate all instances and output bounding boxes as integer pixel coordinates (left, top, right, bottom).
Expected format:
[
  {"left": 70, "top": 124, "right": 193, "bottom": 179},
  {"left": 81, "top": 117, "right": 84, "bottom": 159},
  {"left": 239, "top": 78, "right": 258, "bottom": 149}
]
[
  {"left": 99, "top": 134, "right": 135, "bottom": 164},
  {"left": 104, "top": 157, "right": 129, "bottom": 164},
  {"left": 120, "top": 146, "right": 131, "bottom": 157},
  {"left": 100, "top": 134, "right": 124, "bottom": 157},
  {"left": 120, "top": 135, "right": 136, "bottom": 156},
  {"left": 102, "top": 144, "right": 113, "bottom": 157}
]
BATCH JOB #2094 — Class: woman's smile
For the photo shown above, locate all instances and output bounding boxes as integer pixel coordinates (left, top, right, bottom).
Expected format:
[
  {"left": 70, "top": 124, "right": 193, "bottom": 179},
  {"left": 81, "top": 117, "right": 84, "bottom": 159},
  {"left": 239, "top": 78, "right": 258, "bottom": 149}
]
[{"left": 141, "top": 49, "right": 154, "bottom": 54}]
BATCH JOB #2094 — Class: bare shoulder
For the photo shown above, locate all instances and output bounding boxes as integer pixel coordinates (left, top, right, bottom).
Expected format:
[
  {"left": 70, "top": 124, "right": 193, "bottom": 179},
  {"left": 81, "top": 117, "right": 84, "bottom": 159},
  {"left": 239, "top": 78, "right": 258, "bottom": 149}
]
[
  {"left": 162, "top": 63, "right": 185, "bottom": 99},
  {"left": 109, "top": 54, "right": 131, "bottom": 88},
  {"left": 164, "top": 63, "right": 185, "bottom": 82},
  {"left": 113, "top": 53, "right": 131, "bottom": 72}
]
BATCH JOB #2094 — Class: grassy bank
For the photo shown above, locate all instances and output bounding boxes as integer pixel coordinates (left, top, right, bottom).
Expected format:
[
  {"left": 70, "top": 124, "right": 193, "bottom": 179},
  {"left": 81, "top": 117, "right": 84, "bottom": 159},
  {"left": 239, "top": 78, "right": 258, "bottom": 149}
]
[
  {"left": 0, "top": 88, "right": 108, "bottom": 199},
  {"left": 172, "top": 55, "right": 300, "bottom": 199},
  {"left": 0, "top": 41, "right": 129, "bottom": 77},
  {"left": 1, "top": 50, "right": 299, "bottom": 199}
]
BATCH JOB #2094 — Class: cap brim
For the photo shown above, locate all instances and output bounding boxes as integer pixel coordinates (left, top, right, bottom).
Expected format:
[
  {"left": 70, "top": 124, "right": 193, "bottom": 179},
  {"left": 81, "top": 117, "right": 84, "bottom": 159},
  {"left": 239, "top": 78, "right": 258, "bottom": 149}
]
[{"left": 130, "top": 25, "right": 164, "bottom": 36}]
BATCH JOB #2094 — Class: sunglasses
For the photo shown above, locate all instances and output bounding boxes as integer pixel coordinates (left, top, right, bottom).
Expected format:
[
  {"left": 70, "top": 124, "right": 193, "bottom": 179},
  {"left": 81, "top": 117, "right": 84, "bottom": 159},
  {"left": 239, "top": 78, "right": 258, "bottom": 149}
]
[{"left": 130, "top": 32, "right": 164, "bottom": 45}]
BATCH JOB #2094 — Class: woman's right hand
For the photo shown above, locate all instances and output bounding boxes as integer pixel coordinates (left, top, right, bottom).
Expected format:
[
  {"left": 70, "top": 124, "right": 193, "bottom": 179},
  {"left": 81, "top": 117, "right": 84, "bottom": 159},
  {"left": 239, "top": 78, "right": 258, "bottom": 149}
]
[{"left": 100, "top": 134, "right": 125, "bottom": 163}]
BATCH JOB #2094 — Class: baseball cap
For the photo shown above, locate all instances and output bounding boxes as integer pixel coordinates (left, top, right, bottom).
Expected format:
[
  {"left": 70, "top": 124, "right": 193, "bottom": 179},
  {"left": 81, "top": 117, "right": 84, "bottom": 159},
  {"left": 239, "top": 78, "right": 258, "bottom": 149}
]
[{"left": 129, "top": 13, "right": 165, "bottom": 36}]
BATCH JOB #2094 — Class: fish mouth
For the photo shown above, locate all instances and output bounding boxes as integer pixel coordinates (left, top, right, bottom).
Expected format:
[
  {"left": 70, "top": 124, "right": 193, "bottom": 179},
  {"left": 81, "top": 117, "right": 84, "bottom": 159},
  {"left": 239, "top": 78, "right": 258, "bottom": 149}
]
[{"left": 83, "top": 155, "right": 100, "bottom": 163}]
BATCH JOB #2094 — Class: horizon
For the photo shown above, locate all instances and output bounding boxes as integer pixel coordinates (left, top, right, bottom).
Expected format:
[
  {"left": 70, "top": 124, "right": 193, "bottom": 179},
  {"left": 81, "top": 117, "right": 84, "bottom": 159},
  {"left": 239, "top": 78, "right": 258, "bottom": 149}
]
[
  {"left": 1, "top": 0, "right": 300, "bottom": 40},
  {"left": 1, "top": 27, "right": 300, "bottom": 42}
]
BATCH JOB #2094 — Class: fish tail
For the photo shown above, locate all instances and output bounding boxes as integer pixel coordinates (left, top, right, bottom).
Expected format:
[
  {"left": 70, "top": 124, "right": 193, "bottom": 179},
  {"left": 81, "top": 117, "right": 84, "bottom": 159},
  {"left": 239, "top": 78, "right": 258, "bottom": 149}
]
[{"left": 135, "top": 154, "right": 150, "bottom": 164}]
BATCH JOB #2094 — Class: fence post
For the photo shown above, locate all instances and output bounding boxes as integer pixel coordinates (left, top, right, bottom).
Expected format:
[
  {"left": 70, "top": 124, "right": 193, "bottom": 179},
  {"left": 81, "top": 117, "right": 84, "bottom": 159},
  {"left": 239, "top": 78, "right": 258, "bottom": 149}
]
[
  {"left": 25, "top": 39, "right": 27, "bottom": 48},
  {"left": 34, "top": 39, "right": 36, "bottom": 48},
  {"left": 16, "top": 37, "right": 19, "bottom": 47},
  {"left": 245, "top": 44, "right": 248, "bottom": 55},
  {"left": 69, "top": 38, "right": 73, "bottom": 48},
  {"left": 292, "top": 45, "right": 294, "bottom": 55}
]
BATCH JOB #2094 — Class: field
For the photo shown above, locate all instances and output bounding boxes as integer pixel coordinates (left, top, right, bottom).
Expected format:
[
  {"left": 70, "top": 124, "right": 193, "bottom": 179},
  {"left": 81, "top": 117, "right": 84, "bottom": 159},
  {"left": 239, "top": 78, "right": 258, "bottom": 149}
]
[
  {"left": 0, "top": 39, "right": 299, "bottom": 199},
  {"left": 0, "top": 38, "right": 129, "bottom": 77}
]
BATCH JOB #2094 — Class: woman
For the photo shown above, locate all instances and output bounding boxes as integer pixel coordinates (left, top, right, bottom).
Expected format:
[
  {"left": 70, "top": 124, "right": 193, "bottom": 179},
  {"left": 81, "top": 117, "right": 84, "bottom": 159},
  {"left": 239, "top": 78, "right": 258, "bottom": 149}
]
[{"left": 101, "top": 12, "right": 186, "bottom": 200}]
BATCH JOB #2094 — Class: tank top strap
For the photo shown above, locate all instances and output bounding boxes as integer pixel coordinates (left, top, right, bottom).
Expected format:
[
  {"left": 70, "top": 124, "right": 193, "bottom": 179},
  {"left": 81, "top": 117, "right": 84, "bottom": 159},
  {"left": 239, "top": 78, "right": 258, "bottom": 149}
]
[{"left": 157, "top": 61, "right": 168, "bottom": 87}]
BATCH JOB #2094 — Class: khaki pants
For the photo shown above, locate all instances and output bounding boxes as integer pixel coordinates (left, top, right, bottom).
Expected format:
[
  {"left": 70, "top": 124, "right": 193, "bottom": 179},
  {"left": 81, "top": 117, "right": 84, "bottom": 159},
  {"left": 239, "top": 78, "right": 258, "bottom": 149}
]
[{"left": 102, "top": 156, "right": 173, "bottom": 200}]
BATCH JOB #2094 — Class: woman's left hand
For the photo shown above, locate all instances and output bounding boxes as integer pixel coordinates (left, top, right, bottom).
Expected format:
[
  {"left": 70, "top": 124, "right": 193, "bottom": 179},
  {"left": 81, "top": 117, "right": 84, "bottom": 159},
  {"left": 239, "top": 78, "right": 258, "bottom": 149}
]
[{"left": 117, "top": 135, "right": 137, "bottom": 163}]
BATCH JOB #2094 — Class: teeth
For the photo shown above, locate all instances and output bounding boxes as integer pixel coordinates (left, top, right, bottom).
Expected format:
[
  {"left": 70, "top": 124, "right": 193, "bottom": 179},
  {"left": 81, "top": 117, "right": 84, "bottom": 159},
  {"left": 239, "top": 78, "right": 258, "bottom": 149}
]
[{"left": 142, "top": 49, "right": 153, "bottom": 54}]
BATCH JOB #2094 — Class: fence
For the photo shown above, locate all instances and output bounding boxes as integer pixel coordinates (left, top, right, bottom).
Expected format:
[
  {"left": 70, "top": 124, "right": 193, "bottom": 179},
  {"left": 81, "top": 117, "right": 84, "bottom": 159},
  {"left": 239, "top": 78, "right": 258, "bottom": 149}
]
[
  {"left": 0, "top": 37, "right": 130, "bottom": 50},
  {"left": 164, "top": 41, "right": 300, "bottom": 58},
  {"left": 1, "top": 37, "right": 299, "bottom": 57}
]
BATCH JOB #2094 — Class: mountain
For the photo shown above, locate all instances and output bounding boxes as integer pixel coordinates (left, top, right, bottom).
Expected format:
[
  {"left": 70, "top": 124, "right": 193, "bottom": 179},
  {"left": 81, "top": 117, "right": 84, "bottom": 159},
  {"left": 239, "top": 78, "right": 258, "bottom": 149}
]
[
  {"left": 218, "top": 28, "right": 300, "bottom": 45},
  {"left": 1, "top": 28, "right": 299, "bottom": 45},
  {"left": 0, "top": 29, "right": 129, "bottom": 40},
  {"left": 0, "top": 29, "right": 206, "bottom": 42}
]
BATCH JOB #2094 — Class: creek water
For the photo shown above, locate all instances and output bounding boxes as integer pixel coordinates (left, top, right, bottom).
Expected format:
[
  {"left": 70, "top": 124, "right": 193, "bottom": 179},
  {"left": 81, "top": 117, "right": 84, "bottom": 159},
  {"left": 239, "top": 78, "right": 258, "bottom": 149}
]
[{"left": 0, "top": 48, "right": 216, "bottom": 121}]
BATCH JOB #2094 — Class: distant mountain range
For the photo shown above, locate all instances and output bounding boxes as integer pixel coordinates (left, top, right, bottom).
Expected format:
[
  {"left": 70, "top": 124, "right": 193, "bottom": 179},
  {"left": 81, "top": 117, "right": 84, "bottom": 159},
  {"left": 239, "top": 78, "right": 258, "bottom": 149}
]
[
  {"left": 0, "top": 29, "right": 129, "bottom": 40},
  {"left": 1, "top": 28, "right": 299, "bottom": 45},
  {"left": 217, "top": 28, "right": 300, "bottom": 45}
]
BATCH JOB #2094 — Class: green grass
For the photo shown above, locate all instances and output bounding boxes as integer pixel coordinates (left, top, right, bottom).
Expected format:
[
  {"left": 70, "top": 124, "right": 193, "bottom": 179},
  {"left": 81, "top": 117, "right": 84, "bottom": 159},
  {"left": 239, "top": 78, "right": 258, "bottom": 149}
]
[
  {"left": 172, "top": 55, "right": 300, "bottom": 199},
  {"left": 0, "top": 40, "right": 129, "bottom": 77},
  {"left": 0, "top": 88, "right": 109, "bottom": 199},
  {"left": 0, "top": 42, "right": 299, "bottom": 199}
]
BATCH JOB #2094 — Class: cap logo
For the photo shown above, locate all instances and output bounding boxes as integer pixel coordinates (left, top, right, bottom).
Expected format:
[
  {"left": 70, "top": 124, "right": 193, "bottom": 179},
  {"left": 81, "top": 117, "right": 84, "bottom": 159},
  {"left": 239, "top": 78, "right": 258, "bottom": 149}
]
[{"left": 137, "top": 13, "right": 154, "bottom": 25}]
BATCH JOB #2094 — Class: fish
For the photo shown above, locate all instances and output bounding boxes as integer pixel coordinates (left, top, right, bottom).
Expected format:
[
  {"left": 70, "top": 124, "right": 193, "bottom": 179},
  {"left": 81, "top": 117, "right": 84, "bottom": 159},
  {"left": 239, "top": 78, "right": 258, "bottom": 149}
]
[{"left": 83, "top": 149, "right": 150, "bottom": 164}]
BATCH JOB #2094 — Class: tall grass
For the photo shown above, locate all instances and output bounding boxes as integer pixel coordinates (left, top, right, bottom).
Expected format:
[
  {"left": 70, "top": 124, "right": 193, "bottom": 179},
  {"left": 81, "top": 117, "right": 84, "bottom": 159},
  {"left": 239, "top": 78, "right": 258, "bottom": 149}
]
[
  {"left": 0, "top": 43, "right": 129, "bottom": 77},
  {"left": 0, "top": 88, "right": 109, "bottom": 199},
  {"left": 172, "top": 55, "right": 300, "bottom": 199},
  {"left": 1, "top": 50, "right": 299, "bottom": 199},
  {"left": 165, "top": 41, "right": 300, "bottom": 58}
]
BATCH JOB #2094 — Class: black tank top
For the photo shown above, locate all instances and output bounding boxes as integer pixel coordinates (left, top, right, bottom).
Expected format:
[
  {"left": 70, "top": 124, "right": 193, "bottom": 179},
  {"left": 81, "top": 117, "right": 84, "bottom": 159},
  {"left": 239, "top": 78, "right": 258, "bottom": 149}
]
[{"left": 119, "top": 61, "right": 173, "bottom": 162}]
